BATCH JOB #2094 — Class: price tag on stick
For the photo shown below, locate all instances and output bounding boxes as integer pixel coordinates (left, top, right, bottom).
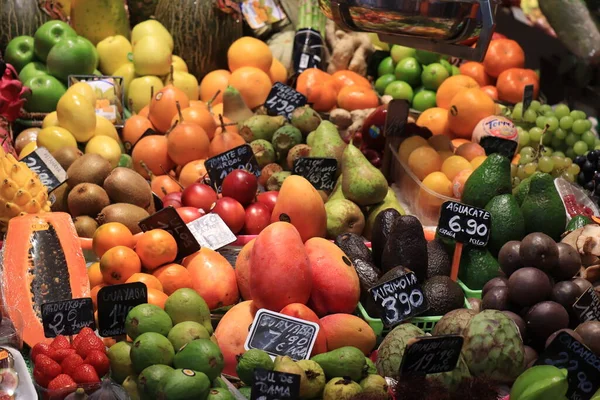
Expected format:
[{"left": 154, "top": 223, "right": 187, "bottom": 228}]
[
  {"left": 264, "top": 82, "right": 307, "bottom": 120},
  {"left": 41, "top": 298, "right": 95, "bottom": 338},
  {"left": 368, "top": 272, "right": 429, "bottom": 328},
  {"left": 244, "top": 309, "right": 320, "bottom": 360},
  {"left": 292, "top": 157, "right": 337, "bottom": 191},
  {"left": 536, "top": 331, "right": 600, "bottom": 400},
  {"left": 97, "top": 283, "right": 148, "bottom": 337},
  {"left": 437, "top": 201, "right": 492, "bottom": 281},
  {"left": 573, "top": 286, "right": 600, "bottom": 323},
  {"left": 400, "top": 335, "right": 464, "bottom": 376},
  {"left": 522, "top": 84, "right": 535, "bottom": 112},
  {"left": 187, "top": 213, "right": 236, "bottom": 251},
  {"left": 205, "top": 144, "right": 260, "bottom": 193},
  {"left": 251, "top": 368, "right": 301, "bottom": 400},
  {"left": 21, "top": 147, "right": 67, "bottom": 193}
]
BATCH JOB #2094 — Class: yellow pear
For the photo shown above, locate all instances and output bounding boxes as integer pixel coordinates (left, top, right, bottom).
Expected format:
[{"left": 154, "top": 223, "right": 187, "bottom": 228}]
[
  {"left": 96, "top": 35, "right": 133, "bottom": 75},
  {"left": 37, "top": 126, "right": 78, "bottom": 153},
  {"left": 127, "top": 76, "right": 164, "bottom": 113},
  {"left": 66, "top": 82, "right": 97, "bottom": 106},
  {"left": 133, "top": 36, "right": 172, "bottom": 76},
  {"left": 94, "top": 115, "right": 120, "bottom": 142},
  {"left": 85, "top": 136, "right": 122, "bottom": 168},
  {"left": 42, "top": 111, "right": 60, "bottom": 128},
  {"left": 112, "top": 63, "right": 135, "bottom": 101},
  {"left": 131, "top": 20, "right": 173, "bottom": 51},
  {"left": 171, "top": 55, "right": 188, "bottom": 72},
  {"left": 164, "top": 70, "right": 198, "bottom": 101},
  {"left": 56, "top": 92, "right": 96, "bottom": 142}
]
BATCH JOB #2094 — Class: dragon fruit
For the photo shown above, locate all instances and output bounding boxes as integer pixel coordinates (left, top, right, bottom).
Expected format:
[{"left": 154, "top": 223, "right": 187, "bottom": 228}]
[{"left": 0, "top": 62, "right": 29, "bottom": 123}]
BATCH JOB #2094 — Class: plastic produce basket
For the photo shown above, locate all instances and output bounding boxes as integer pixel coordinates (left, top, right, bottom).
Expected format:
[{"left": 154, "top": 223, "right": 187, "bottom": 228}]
[{"left": 458, "top": 279, "right": 483, "bottom": 299}]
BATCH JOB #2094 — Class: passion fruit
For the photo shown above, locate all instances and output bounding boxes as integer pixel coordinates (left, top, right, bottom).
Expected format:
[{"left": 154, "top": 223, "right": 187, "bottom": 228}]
[
  {"left": 508, "top": 267, "right": 552, "bottom": 307},
  {"left": 520, "top": 232, "right": 559, "bottom": 272}
]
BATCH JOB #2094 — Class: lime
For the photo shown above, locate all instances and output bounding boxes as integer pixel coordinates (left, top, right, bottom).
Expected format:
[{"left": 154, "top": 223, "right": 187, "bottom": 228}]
[
  {"left": 415, "top": 49, "right": 441, "bottom": 65},
  {"left": 390, "top": 45, "right": 416, "bottom": 63},
  {"left": 413, "top": 86, "right": 426, "bottom": 94},
  {"left": 412, "top": 90, "right": 437, "bottom": 112},
  {"left": 384, "top": 81, "right": 414, "bottom": 103},
  {"left": 394, "top": 57, "right": 422, "bottom": 87},
  {"left": 440, "top": 59, "right": 453, "bottom": 75},
  {"left": 421, "top": 63, "right": 450, "bottom": 90},
  {"left": 375, "top": 74, "right": 396, "bottom": 95},
  {"left": 377, "top": 56, "right": 395, "bottom": 77},
  {"left": 451, "top": 65, "right": 461, "bottom": 76}
]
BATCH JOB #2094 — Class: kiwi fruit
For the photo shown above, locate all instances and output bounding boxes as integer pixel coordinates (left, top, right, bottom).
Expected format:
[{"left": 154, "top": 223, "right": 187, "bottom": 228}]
[
  {"left": 50, "top": 184, "right": 70, "bottom": 213},
  {"left": 97, "top": 203, "right": 149, "bottom": 234},
  {"left": 67, "top": 153, "right": 112, "bottom": 187},
  {"left": 68, "top": 183, "right": 110, "bottom": 217},
  {"left": 52, "top": 147, "right": 83, "bottom": 171},
  {"left": 103, "top": 167, "right": 152, "bottom": 208},
  {"left": 74, "top": 216, "right": 98, "bottom": 238}
]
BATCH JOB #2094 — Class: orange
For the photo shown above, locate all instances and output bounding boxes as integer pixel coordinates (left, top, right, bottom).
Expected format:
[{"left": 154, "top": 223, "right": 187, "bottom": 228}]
[
  {"left": 337, "top": 85, "right": 379, "bottom": 111},
  {"left": 92, "top": 222, "right": 135, "bottom": 258},
  {"left": 459, "top": 62, "right": 493, "bottom": 87},
  {"left": 172, "top": 106, "right": 217, "bottom": 140},
  {"left": 227, "top": 36, "right": 273, "bottom": 73},
  {"left": 90, "top": 284, "right": 106, "bottom": 310},
  {"left": 441, "top": 156, "right": 472, "bottom": 181},
  {"left": 229, "top": 66, "right": 272, "bottom": 109},
  {"left": 398, "top": 136, "right": 430, "bottom": 164},
  {"left": 148, "top": 85, "right": 190, "bottom": 134},
  {"left": 512, "top": 154, "right": 520, "bottom": 165},
  {"left": 419, "top": 172, "right": 453, "bottom": 207},
  {"left": 87, "top": 262, "right": 103, "bottom": 287},
  {"left": 199, "top": 70, "right": 230, "bottom": 105},
  {"left": 151, "top": 175, "right": 182, "bottom": 199},
  {"left": 331, "top": 70, "right": 371, "bottom": 91},
  {"left": 152, "top": 263, "right": 193, "bottom": 295},
  {"left": 269, "top": 58, "right": 287, "bottom": 84},
  {"left": 100, "top": 246, "right": 142, "bottom": 285},
  {"left": 122, "top": 115, "right": 154, "bottom": 148},
  {"left": 471, "top": 155, "right": 488, "bottom": 169},
  {"left": 179, "top": 159, "right": 207, "bottom": 188},
  {"left": 455, "top": 142, "right": 486, "bottom": 161},
  {"left": 135, "top": 229, "right": 178, "bottom": 270},
  {"left": 166, "top": 121, "right": 210, "bottom": 166},
  {"left": 125, "top": 273, "right": 164, "bottom": 292},
  {"left": 436, "top": 75, "right": 480, "bottom": 110},
  {"left": 448, "top": 88, "right": 496, "bottom": 139},
  {"left": 408, "top": 146, "right": 442, "bottom": 181},
  {"left": 147, "top": 288, "right": 169, "bottom": 309},
  {"left": 132, "top": 135, "right": 175, "bottom": 179},
  {"left": 416, "top": 107, "right": 452, "bottom": 136}
]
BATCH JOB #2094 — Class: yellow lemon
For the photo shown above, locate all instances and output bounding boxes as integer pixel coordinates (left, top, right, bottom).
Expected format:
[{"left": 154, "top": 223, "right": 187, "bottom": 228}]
[
  {"left": 66, "top": 82, "right": 97, "bottom": 105},
  {"left": 37, "top": 126, "right": 77, "bottom": 153},
  {"left": 398, "top": 136, "right": 429, "bottom": 164},
  {"left": 18, "top": 141, "right": 38, "bottom": 160},
  {"left": 85, "top": 135, "right": 121, "bottom": 168},
  {"left": 94, "top": 115, "right": 120, "bottom": 142},
  {"left": 42, "top": 111, "right": 60, "bottom": 128},
  {"left": 57, "top": 92, "right": 96, "bottom": 142}
]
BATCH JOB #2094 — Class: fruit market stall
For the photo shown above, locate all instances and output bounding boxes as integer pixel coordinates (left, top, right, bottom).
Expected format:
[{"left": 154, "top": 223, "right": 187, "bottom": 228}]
[{"left": 0, "top": 0, "right": 599, "bottom": 399}]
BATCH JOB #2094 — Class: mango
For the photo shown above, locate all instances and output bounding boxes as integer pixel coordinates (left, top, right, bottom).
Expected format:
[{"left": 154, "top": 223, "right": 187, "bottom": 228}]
[
  {"left": 235, "top": 239, "right": 254, "bottom": 301},
  {"left": 270, "top": 175, "right": 327, "bottom": 242},
  {"left": 320, "top": 314, "right": 376, "bottom": 355},
  {"left": 279, "top": 303, "right": 328, "bottom": 356},
  {"left": 214, "top": 301, "right": 257, "bottom": 376},
  {"left": 250, "top": 222, "right": 312, "bottom": 311},
  {"left": 305, "top": 238, "right": 360, "bottom": 316}
]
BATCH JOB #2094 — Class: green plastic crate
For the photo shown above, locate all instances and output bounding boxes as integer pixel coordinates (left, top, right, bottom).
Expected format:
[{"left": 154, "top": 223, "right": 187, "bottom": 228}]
[{"left": 458, "top": 279, "right": 482, "bottom": 299}]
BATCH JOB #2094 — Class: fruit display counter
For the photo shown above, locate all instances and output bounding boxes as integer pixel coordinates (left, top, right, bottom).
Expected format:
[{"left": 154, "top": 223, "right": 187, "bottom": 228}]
[{"left": 0, "top": 0, "right": 600, "bottom": 399}]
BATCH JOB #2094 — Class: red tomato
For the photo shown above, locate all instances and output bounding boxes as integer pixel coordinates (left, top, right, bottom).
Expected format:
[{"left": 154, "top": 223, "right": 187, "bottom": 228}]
[
  {"left": 211, "top": 197, "right": 245, "bottom": 234},
  {"left": 481, "top": 85, "right": 499, "bottom": 101},
  {"left": 176, "top": 207, "right": 205, "bottom": 223},
  {"left": 483, "top": 39, "right": 525, "bottom": 78},
  {"left": 496, "top": 68, "right": 539, "bottom": 104}
]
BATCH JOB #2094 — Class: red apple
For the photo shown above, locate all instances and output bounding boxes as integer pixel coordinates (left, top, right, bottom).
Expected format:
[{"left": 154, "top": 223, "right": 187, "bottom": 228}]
[
  {"left": 256, "top": 191, "right": 278, "bottom": 213},
  {"left": 176, "top": 207, "right": 205, "bottom": 224},
  {"left": 211, "top": 197, "right": 245, "bottom": 234},
  {"left": 181, "top": 183, "right": 217, "bottom": 212},
  {"left": 162, "top": 192, "right": 183, "bottom": 209},
  {"left": 244, "top": 203, "right": 271, "bottom": 235},
  {"left": 221, "top": 170, "right": 258, "bottom": 206}
]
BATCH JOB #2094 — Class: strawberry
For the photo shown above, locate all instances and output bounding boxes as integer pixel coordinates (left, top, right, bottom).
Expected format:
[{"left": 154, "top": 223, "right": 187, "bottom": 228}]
[
  {"left": 71, "top": 364, "right": 100, "bottom": 384},
  {"left": 52, "top": 348, "right": 77, "bottom": 363},
  {"left": 60, "top": 353, "right": 84, "bottom": 376},
  {"left": 72, "top": 327, "right": 95, "bottom": 348},
  {"left": 75, "top": 334, "right": 105, "bottom": 357},
  {"left": 50, "top": 335, "right": 72, "bottom": 350},
  {"left": 30, "top": 342, "right": 57, "bottom": 364},
  {"left": 84, "top": 350, "right": 109, "bottom": 378},
  {"left": 47, "top": 374, "right": 77, "bottom": 393},
  {"left": 33, "top": 354, "right": 61, "bottom": 387}
]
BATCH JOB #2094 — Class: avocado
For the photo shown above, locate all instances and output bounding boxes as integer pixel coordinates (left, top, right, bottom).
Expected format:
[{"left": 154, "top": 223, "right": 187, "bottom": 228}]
[
  {"left": 371, "top": 208, "right": 401, "bottom": 268},
  {"left": 422, "top": 276, "right": 465, "bottom": 316},
  {"left": 310, "top": 346, "right": 367, "bottom": 382},
  {"left": 513, "top": 176, "right": 531, "bottom": 206},
  {"left": 520, "top": 173, "right": 567, "bottom": 241},
  {"left": 459, "top": 246, "right": 501, "bottom": 290},
  {"left": 461, "top": 153, "right": 512, "bottom": 208},
  {"left": 485, "top": 194, "right": 526, "bottom": 256},
  {"left": 335, "top": 232, "right": 373, "bottom": 264},
  {"left": 381, "top": 215, "right": 428, "bottom": 280},
  {"left": 566, "top": 215, "right": 592, "bottom": 231},
  {"left": 426, "top": 239, "right": 451, "bottom": 279},
  {"left": 354, "top": 258, "right": 381, "bottom": 304}
]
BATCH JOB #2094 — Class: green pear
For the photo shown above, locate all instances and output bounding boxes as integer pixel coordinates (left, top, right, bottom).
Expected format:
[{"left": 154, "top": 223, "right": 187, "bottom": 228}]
[
  {"left": 341, "top": 142, "right": 388, "bottom": 206},
  {"left": 133, "top": 36, "right": 172, "bottom": 76},
  {"left": 223, "top": 85, "right": 253, "bottom": 123},
  {"left": 325, "top": 199, "right": 365, "bottom": 239},
  {"left": 327, "top": 175, "right": 345, "bottom": 202},
  {"left": 363, "top": 188, "right": 405, "bottom": 240},
  {"left": 309, "top": 121, "right": 346, "bottom": 173}
]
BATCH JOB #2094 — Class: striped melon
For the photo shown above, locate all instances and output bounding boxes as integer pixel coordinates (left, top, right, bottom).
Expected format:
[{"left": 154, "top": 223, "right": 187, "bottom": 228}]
[
  {"left": 0, "top": 0, "right": 48, "bottom": 53},
  {"left": 154, "top": 0, "right": 243, "bottom": 80},
  {"left": 127, "top": 0, "right": 159, "bottom": 27}
]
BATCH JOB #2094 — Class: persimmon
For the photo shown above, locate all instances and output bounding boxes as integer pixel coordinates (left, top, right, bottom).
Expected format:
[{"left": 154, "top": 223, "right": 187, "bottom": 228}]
[
  {"left": 337, "top": 85, "right": 379, "bottom": 111},
  {"left": 496, "top": 68, "right": 539, "bottom": 104},
  {"left": 100, "top": 246, "right": 142, "bottom": 285},
  {"left": 296, "top": 68, "right": 338, "bottom": 112},
  {"left": 135, "top": 229, "right": 178, "bottom": 270},
  {"left": 92, "top": 222, "right": 135, "bottom": 258},
  {"left": 331, "top": 70, "right": 371, "bottom": 92},
  {"left": 483, "top": 39, "right": 525, "bottom": 78}
]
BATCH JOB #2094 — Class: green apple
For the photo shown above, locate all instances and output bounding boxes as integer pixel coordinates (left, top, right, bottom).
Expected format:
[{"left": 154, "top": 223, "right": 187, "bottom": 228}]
[
  {"left": 96, "top": 35, "right": 133, "bottom": 75},
  {"left": 47, "top": 36, "right": 98, "bottom": 81},
  {"left": 23, "top": 75, "right": 67, "bottom": 113},
  {"left": 5, "top": 36, "right": 35, "bottom": 72},
  {"left": 127, "top": 75, "right": 164, "bottom": 113},
  {"left": 164, "top": 70, "right": 198, "bottom": 100},
  {"left": 133, "top": 36, "right": 172, "bottom": 76},
  {"left": 19, "top": 62, "right": 49, "bottom": 83},
  {"left": 33, "top": 20, "right": 77, "bottom": 62},
  {"left": 421, "top": 63, "right": 450, "bottom": 90},
  {"left": 390, "top": 45, "right": 416, "bottom": 63},
  {"left": 131, "top": 20, "right": 174, "bottom": 51},
  {"left": 113, "top": 63, "right": 135, "bottom": 100}
]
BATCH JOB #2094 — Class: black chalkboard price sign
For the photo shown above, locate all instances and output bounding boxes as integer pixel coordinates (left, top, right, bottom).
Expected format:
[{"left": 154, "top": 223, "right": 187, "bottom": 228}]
[
  {"left": 437, "top": 201, "right": 491, "bottom": 247},
  {"left": 573, "top": 287, "right": 600, "bottom": 323},
  {"left": 400, "top": 335, "right": 464, "bottom": 376},
  {"left": 139, "top": 206, "right": 200, "bottom": 260},
  {"left": 536, "top": 331, "right": 600, "bottom": 400},
  {"left": 97, "top": 283, "right": 148, "bottom": 337},
  {"left": 292, "top": 157, "right": 337, "bottom": 191},
  {"left": 265, "top": 82, "right": 307, "bottom": 120},
  {"left": 368, "top": 272, "right": 429, "bottom": 328},
  {"left": 251, "top": 368, "right": 301, "bottom": 400},
  {"left": 523, "top": 84, "right": 535, "bottom": 111},
  {"left": 205, "top": 144, "right": 260, "bottom": 193},
  {"left": 22, "top": 147, "right": 67, "bottom": 193},
  {"left": 41, "top": 298, "right": 95, "bottom": 338},
  {"left": 245, "top": 309, "right": 320, "bottom": 360}
]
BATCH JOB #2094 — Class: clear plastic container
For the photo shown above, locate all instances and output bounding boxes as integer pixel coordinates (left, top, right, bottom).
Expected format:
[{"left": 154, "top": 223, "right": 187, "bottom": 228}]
[
  {"left": 0, "top": 307, "right": 23, "bottom": 350},
  {"left": 35, "top": 381, "right": 103, "bottom": 400}
]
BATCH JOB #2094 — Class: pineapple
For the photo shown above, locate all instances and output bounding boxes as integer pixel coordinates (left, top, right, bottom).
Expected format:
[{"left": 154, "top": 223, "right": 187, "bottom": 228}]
[{"left": 0, "top": 148, "right": 51, "bottom": 231}]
